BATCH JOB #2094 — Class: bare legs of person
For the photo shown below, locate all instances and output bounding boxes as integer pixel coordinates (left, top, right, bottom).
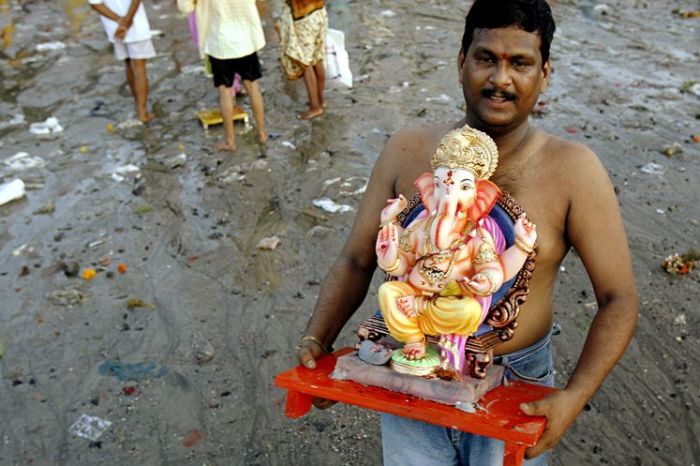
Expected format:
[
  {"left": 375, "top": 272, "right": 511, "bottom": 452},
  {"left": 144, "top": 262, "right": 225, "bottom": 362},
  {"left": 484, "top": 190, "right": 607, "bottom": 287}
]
[
  {"left": 216, "top": 84, "right": 236, "bottom": 152},
  {"left": 299, "top": 60, "right": 325, "bottom": 120},
  {"left": 242, "top": 79, "right": 268, "bottom": 144},
  {"left": 125, "top": 58, "right": 154, "bottom": 123}
]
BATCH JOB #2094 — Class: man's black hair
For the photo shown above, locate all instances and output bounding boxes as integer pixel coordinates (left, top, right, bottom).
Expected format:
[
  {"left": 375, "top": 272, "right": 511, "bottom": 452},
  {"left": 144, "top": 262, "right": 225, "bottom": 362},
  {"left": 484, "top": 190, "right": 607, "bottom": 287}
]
[{"left": 461, "top": 0, "right": 556, "bottom": 65}]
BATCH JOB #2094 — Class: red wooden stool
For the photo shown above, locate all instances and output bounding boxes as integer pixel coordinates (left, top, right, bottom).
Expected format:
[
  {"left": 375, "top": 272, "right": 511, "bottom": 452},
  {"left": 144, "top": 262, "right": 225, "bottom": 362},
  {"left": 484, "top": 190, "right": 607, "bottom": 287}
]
[{"left": 275, "top": 348, "right": 556, "bottom": 466}]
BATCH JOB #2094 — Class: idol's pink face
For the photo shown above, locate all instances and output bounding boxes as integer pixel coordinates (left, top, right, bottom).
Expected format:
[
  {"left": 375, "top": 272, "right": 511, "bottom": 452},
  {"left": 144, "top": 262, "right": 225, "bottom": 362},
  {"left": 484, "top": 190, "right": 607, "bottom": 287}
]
[
  {"left": 459, "top": 26, "right": 550, "bottom": 131},
  {"left": 433, "top": 166, "right": 477, "bottom": 216}
]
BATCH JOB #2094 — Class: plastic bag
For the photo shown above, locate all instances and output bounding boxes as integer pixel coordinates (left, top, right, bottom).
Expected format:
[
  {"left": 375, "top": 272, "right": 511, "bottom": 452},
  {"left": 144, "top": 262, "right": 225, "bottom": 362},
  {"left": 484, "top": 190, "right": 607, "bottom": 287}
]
[{"left": 325, "top": 28, "right": 352, "bottom": 88}]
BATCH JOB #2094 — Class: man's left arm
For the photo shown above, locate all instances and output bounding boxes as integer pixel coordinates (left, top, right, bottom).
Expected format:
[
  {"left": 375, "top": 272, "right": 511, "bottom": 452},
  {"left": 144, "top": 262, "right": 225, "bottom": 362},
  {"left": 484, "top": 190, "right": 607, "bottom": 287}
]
[{"left": 522, "top": 147, "right": 639, "bottom": 458}]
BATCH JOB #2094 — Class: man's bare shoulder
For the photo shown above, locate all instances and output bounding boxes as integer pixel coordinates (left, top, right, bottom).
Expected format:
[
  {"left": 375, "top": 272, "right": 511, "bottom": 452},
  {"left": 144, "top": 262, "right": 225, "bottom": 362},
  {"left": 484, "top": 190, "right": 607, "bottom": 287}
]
[
  {"left": 382, "top": 123, "right": 455, "bottom": 161},
  {"left": 538, "top": 130, "right": 606, "bottom": 178}
]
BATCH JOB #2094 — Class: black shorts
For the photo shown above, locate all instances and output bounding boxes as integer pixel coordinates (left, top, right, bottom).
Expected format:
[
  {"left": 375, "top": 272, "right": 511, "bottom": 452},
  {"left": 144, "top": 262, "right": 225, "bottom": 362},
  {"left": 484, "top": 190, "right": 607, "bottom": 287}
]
[{"left": 208, "top": 52, "right": 262, "bottom": 88}]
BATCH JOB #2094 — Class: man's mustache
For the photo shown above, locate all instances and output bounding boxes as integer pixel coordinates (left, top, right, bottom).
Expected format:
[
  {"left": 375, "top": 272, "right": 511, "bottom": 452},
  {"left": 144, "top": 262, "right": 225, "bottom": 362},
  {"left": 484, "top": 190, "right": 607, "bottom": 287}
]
[{"left": 482, "top": 88, "right": 516, "bottom": 101}]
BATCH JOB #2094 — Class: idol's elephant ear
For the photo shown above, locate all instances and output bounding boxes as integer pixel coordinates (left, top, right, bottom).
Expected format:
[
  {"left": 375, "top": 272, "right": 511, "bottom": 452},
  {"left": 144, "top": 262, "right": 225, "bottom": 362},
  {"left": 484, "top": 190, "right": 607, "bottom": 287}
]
[
  {"left": 469, "top": 179, "right": 501, "bottom": 223},
  {"left": 414, "top": 172, "right": 436, "bottom": 213}
]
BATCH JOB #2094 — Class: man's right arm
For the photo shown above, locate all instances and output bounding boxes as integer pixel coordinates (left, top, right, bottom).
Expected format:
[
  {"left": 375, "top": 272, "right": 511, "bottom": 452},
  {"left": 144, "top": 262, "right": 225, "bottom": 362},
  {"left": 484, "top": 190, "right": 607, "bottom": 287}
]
[
  {"left": 89, "top": 0, "right": 121, "bottom": 22},
  {"left": 296, "top": 133, "right": 404, "bottom": 369}
]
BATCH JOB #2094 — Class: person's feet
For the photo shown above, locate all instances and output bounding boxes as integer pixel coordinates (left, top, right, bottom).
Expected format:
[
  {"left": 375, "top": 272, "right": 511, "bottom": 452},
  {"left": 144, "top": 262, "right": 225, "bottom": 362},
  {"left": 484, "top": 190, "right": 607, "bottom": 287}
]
[
  {"left": 258, "top": 129, "right": 268, "bottom": 144},
  {"left": 215, "top": 140, "right": 236, "bottom": 152},
  {"left": 138, "top": 111, "right": 155, "bottom": 123},
  {"left": 298, "top": 107, "right": 324, "bottom": 120}
]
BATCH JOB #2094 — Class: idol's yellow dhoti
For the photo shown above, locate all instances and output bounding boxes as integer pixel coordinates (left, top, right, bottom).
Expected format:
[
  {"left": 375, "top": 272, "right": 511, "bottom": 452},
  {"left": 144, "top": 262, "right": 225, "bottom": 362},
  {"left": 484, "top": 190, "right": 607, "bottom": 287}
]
[{"left": 378, "top": 281, "right": 483, "bottom": 344}]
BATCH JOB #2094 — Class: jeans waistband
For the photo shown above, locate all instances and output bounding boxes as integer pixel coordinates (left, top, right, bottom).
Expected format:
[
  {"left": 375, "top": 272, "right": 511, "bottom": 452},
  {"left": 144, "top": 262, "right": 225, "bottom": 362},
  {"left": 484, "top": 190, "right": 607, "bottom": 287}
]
[{"left": 493, "top": 327, "right": 553, "bottom": 365}]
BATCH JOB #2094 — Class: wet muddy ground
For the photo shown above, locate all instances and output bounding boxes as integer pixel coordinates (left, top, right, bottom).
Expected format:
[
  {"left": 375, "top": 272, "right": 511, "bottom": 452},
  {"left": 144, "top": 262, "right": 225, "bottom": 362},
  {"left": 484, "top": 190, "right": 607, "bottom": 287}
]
[{"left": 0, "top": 0, "right": 699, "bottom": 465}]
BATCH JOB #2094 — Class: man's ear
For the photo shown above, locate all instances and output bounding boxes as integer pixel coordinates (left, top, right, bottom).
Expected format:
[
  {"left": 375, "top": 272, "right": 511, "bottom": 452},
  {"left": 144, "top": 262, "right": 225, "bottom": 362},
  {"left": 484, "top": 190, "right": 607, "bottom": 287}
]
[
  {"left": 540, "top": 59, "right": 551, "bottom": 93},
  {"left": 458, "top": 48, "right": 466, "bottom": 85}
]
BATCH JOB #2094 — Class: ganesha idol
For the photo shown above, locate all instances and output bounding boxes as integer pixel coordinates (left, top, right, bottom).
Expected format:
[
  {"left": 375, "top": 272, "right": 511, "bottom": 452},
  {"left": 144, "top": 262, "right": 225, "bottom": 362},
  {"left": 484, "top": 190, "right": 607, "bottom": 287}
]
[{"left": 375, "top": 125, "right": 537, "bottom": 380}]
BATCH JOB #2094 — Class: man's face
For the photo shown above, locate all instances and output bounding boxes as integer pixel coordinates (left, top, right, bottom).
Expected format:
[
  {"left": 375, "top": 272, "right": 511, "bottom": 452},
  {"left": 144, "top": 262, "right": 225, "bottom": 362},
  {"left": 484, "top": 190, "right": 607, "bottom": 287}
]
[{"left": 459, "top": 26, "right": 550, "bottom": 131}]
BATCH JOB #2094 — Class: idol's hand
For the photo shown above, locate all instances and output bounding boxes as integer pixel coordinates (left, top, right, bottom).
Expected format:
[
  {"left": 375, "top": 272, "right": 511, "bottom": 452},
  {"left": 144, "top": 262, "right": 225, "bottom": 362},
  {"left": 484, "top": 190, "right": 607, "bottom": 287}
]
[
  {"left": 376, "top": 222, "right": 401, "bottom": 273},
  {"left": 464, "top": 273, "right": 493, "bottom": 296},
  {"left": 379, "top": 194, "right": 408, "bottom": 228},
  {"left": 514, "top": 213, "right": 537, "bottom": 248}
]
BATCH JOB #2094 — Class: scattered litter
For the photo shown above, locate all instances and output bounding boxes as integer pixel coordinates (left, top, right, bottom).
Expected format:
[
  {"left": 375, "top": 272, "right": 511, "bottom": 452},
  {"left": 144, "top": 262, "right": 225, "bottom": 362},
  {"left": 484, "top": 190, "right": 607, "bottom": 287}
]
[
  {"left": 106, "top": 123, "right": 114, "bottom": 133},
  {"left": 379, "top": 10, "right": 396, "bottom": 17},
  {"left": 0, "top": 179, "right": 26, "bottom": 206},
  {"left": 112, "top": 164, "right": 141, "bottom": 182},
  {"left": 655, "top": 209, "right": 665, "bottom": 215},
  {"left": 33, "top": 199, "right": 55, "bottom": 215},
  {"left": 256, "top": 235, "right": 281, "bottom": 250},
  {"left": 679, "top": 81, "right": 700, "bottom": 97},
  {"left": 122, "top": 386, "right": 138, "bottom": 396},
  {"left": 425, "top": 94, "right": 451, "bottom": 104},
  {"left": 98, "top": 360, "right": 168, "bottom": 381},
  {"left": 0, "top": 113, "right": 25, "bottom": 130},
  {"left": 12, "top": 243, "right": 32, "bottom": 256},
  {"left": 281, "top": 141, "right": 296, "bottom": 150},
  {"left": 133, "top": 205, "right": 152, "bottom": 215},
  {"left": 29, "top": 117, "right": 63, "bottom": 135},
  {"left": 593, "top": 4, "right": 610, "bottom": 15},
  {"left": 182, "top": 429, "right": 204, "bottom": 447},
  {"left": 48, "top": 288, "right": 88, "bottom": 306},
  {"left": 82, "top": 268, "right": 97, "bottom": 280},
  {"left": 192, "top": 332, "right": 215, "bottom": 364},
  {"left": 69, "top": 414, "right": 111, "bottom": 441},
  {"left": 313, "top": 198, "right": 354, "bottom": 213},
  {"left": 116, "top": 119, "right": 143, "bottom": 130},
  {"left": 662, "top": 143, "right": 683, "bottom": 158},
  {"left": 117, "top": 263, "right": 127, "bottom": 274},
  {"left": 150, "top": 29, "right": 164, "bottom": 37},
  {"left": 88, "top": 239, "right": 105, "bottom": 248},
  {"left": 674, "top": 314, "right": 687, "bottom": 326},
  {"left": 36, "top": 41, "right": 66, "bottom": 52},
  {"left": 663, "top": 251, "right": 698, "bottom": 275},
  {"left": 127, "top": 299, "right": 154, "bottom": 310},
  {"left": 80, "top": 145, "right": 89, "bottom": 154},
  {"left": 672, "top": 9, "right": 700, "bottom": 18},
  {"left": 640, "top": 162, "right": 664, "bottom": 175}
]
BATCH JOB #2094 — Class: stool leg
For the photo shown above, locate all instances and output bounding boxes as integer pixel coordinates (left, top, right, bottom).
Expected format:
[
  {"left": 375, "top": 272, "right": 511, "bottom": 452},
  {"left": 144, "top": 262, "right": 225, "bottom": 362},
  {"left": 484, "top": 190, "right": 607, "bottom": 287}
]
[
  {"left": 284, "top": 390, "right": 313, "bottom": 419},
  {"left": 503, "top": 442, "right": 525, "bottom": 466}
]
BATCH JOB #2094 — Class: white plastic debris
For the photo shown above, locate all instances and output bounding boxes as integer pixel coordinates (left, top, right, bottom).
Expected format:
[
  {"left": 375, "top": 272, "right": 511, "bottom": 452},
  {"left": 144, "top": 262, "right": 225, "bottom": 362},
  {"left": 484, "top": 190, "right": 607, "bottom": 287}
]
[
  {"left": 115, "top": 164, "right": 140, "bottom": 175},
  {"left": 116, "top": 118, "right": 143, "bottom": 129},
  {"left": 0, "top": 113, "right": 25, "bottom": 130},
  {"left": 640, "top": 162, "right": 664, "bottom": 175},
  {"left": 313, "top": 198, "right": 354, "bottom": 213},
  {"left": 379, "top": 10, "right": 396, "bottom": 17},
  {"left": 35, "top": 41, "right": 66, "bottom": 52},
  {"left": 0, "top": 179, "right": 26, "bottom": 206},
  {"left": 256, "top": 235, "right": 281, "bottom": 251},
  {"left": 281, "top": 141, "right": 296, "bottom": 150},
  {"left": 426, "top": 94, "right": 452, "bottom": 104},
  {"left": 29, "top": 117, "right": 63, "bottom": 135},
  {"left": 4, "top": 152, "right": 46, "bottom": 171},
  {"left": 69, "top": 414, "right": 112, "bottom": 441}
]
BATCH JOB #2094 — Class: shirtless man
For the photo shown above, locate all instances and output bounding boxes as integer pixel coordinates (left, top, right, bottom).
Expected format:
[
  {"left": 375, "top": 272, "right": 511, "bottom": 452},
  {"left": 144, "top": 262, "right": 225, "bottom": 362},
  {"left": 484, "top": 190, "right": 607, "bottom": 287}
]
[{"left": 296, "top": 0, "right": 638, "bottom": 464}]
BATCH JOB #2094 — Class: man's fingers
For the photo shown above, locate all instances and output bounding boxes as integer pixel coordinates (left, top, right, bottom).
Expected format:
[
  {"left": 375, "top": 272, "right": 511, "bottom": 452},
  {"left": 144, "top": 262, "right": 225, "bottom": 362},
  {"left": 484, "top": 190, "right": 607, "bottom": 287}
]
[
  {"left": 312, "top": 397, "right": 337, "bottom": 410},
  {"left": 519, "top": 401, "right": 545, "bottom": 416},
  {"left": 524, "top": 428, "right": 553, "bottom": 459},
  {"left": 297, "top": 347, "right": 317, "bottom": 369}
]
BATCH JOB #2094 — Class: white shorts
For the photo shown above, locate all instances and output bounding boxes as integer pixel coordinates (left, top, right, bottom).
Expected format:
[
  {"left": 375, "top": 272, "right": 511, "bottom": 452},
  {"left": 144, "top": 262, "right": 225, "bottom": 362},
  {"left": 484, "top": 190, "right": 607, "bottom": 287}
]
[{"left": 113, "top": 38, "right": 156, "bottom": 61}]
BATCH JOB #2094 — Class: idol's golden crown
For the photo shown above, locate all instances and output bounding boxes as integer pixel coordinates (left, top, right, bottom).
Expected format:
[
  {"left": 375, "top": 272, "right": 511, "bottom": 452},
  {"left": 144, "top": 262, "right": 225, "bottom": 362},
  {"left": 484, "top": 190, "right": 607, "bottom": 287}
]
[{"left": 430, "top": 125, "right": 499, "bottom": 180}]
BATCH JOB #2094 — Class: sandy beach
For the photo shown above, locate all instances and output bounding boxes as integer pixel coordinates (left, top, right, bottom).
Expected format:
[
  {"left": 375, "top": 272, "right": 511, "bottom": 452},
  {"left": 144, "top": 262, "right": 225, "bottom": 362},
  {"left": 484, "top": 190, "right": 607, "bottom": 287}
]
[{"left": 0, "top": 0, "right": 699, "bottom": 464}]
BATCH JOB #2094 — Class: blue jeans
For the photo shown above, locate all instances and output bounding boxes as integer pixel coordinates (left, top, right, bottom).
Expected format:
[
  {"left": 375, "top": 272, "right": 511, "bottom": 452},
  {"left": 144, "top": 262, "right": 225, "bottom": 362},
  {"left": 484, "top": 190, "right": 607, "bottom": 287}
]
[{"left": 381, "top": 331, "right": 555, "bottom": 466}]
